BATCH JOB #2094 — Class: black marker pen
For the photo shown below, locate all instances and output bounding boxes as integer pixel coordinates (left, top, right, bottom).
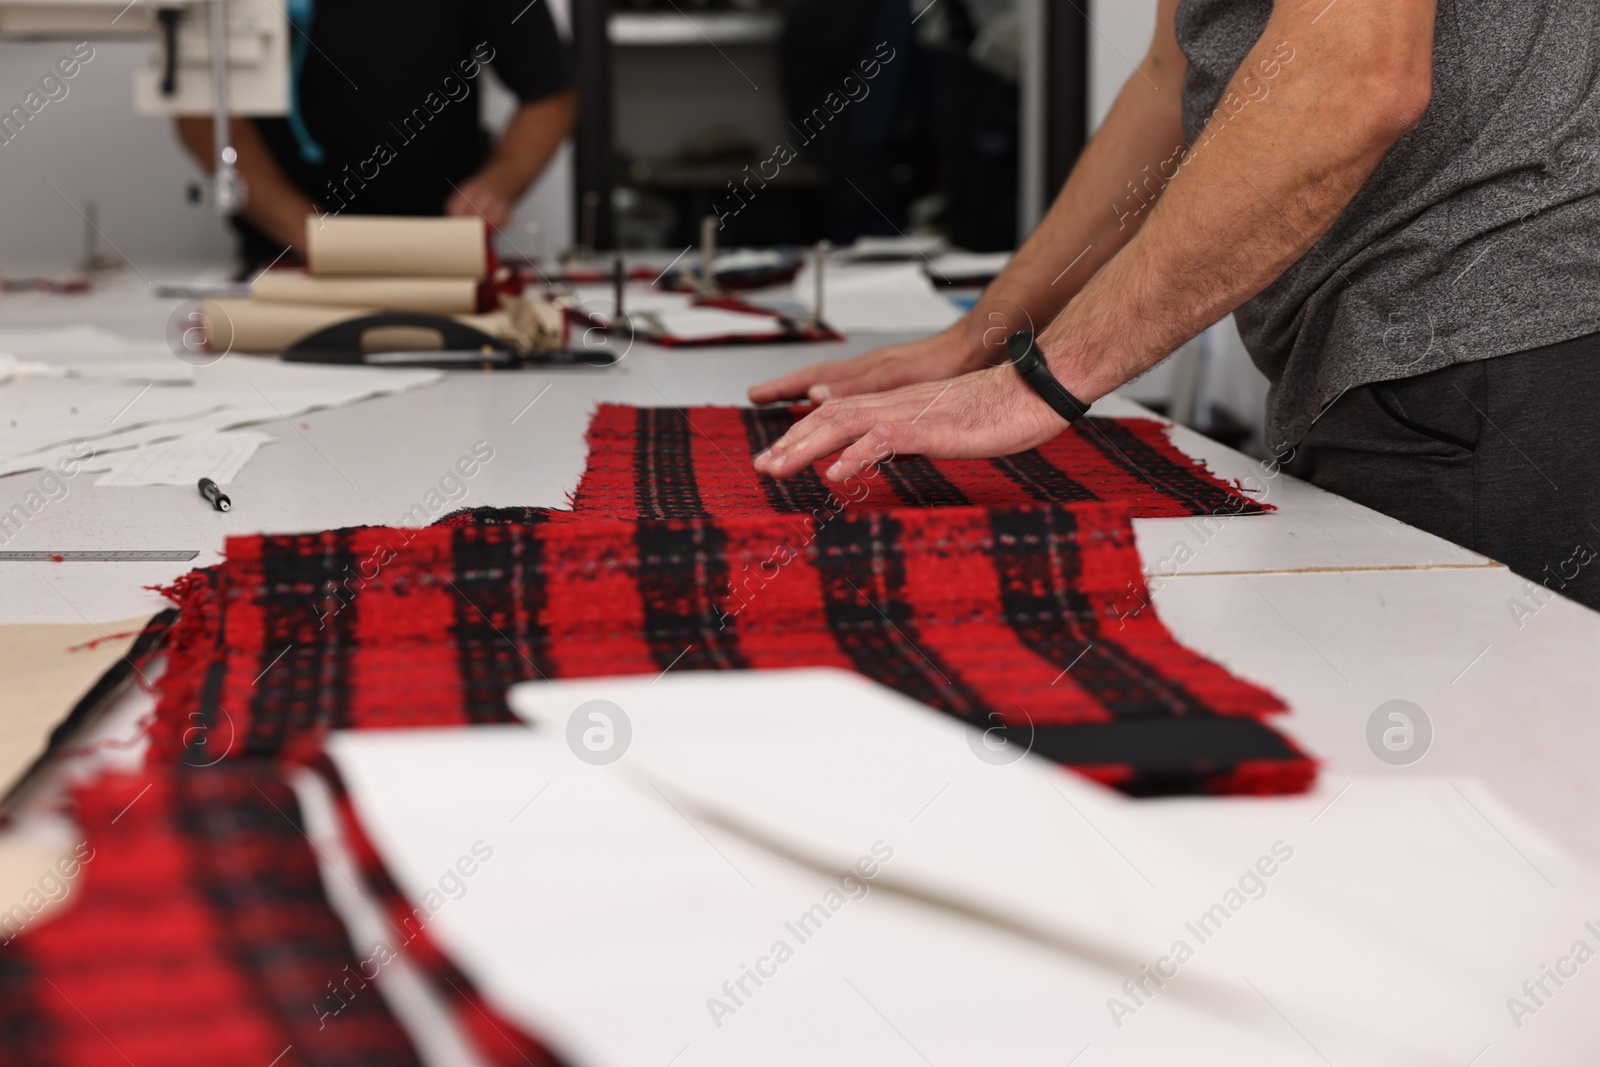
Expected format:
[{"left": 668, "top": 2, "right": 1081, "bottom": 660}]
[{"left": 198, "top": 477, "right": 231, "bottom": 512}]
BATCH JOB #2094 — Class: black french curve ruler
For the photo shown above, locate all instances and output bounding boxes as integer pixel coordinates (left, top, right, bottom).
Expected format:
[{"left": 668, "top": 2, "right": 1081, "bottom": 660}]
[{"left": 0, "top": 551, "right": 200, "bottom": 561}]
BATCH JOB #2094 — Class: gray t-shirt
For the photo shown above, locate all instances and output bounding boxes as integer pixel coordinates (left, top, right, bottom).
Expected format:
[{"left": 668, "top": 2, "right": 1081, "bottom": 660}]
[{"left": 1175, "top": 0, "right": 1600, "bottom": 447}]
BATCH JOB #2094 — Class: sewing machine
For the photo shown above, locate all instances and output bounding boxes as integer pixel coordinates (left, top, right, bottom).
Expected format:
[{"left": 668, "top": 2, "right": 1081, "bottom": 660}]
[{"left": 0, "top": 0, "right": 289, "bottom": 214}]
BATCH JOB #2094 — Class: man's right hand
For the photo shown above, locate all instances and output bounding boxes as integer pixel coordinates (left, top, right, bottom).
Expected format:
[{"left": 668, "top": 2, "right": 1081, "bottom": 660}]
[{"left": 747, "top": 326, "right": 988, "bottom": 404}]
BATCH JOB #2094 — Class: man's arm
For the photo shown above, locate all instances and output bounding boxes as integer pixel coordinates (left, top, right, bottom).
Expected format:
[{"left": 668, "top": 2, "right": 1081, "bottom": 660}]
[
  {"left": 174, "top": 116, "right": 316, "bottom": 255},
  {"left": 445, "top": 89, "right": 577, "bottom": 227},
  {"left": 749, "top": 0, "right": 1190, "bottom": 404},
  {"left": 1036, "top": 0, "right": 1434, "bottom": 405},
  {"left": 753, "top": 0, "right": 1437, "bottom": 482}
]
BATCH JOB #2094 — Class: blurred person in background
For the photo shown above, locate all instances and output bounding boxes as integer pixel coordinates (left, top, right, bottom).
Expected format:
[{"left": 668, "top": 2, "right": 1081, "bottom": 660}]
[{"left": 175, "top": 0, "right": 576, "bottom": 273}]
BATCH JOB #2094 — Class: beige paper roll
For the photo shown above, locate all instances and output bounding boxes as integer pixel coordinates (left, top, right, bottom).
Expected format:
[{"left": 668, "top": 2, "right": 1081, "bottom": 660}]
[
  {"left": 252, "top": 270, "right": 480, "bottom": 314},
  {"left": 200, "top": 299, "right": 541, "bottom": 355},
  {"left": 305, "top": 216, "right": 489, "bottom": 278},
  {"left": 202, "top": 299, "right": 378, "bottom": 354}
]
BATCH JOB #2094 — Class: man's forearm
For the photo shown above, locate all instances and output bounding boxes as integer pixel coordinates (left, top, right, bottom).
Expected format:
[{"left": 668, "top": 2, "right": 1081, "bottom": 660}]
[
  {"left": 745, "top": 0, "right": 1190, "bottom": 403},
  {"left": 974, "top": 34, "right": 1189, "bottom": 351},
  {"left": 174, "top": 116, "right": 314, "bottom": 254},
  {"left": 476, "top": 90, "right": 577, "bottom": 201},
  {"left": 1041, "top": 0, "right": 1437, "bottom": 404}
]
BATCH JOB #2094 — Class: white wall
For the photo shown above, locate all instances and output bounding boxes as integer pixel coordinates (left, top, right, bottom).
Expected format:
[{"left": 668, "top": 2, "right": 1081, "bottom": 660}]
[
  {"left": 0, "top": 5, "right": 572, "bottom": 273},
  {"left": 1088, "top": 0, "right": 1157, "bottom": 128},
  {"left": 1088, "top": 0, "right": 1269, "bottom": 446},
  {"left": 0, "top": 38, "right": 231, "bottom": 269}
]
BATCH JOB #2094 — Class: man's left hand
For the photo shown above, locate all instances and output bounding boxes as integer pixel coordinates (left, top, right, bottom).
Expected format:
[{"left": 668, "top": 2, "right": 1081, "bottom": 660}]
[
  {"left": 445, "top": 174, "right": 514, "bottom": 228},
  {"left": 751, "top": 364, "right": 1070, "bottom": 482}
]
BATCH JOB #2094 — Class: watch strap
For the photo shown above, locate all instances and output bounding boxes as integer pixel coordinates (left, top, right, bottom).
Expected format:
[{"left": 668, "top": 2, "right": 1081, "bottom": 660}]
[{"left": 1006, "top": 330, "right": 1090, "bottom": 424}]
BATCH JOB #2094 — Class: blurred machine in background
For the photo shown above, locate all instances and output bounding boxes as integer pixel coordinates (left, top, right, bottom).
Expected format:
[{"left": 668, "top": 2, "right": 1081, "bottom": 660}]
[
  {"left": 0, "top": 0, "right": 288, "bottom": 214},
  {"left": 574, "top": 0, "right": 1082, "bottom": 254}
]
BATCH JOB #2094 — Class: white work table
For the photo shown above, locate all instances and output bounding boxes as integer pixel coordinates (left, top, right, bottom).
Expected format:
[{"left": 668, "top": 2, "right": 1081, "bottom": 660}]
[
  {"left": 2, "top": 280, "right": 1597, "bottom": 873},
  {"left": 1, "top": 282, "right": 1488, "bottom": 623},
  {"left": 3, "top": 278, "right": 1600, "bottom": 1067}
]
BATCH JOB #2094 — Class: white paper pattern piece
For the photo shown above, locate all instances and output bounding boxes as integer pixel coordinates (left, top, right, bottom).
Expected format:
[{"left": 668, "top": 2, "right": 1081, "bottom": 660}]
[
  {"left": 0, "top": 326, "right": 193, "bottom": 382},
  {"left": 838, "top": 234, "right": 949, "bottom": 262},
  {"left": 491, "top": 669, "right": 1600, "bottom": 1066},
  {"left": 568, "top": 285, "right": 691, "bottom": 326},
  {"left": 791, "top": 260, "right": 963, "bottom": 333},
  {"left": 91, "top": 431, "right": 273, "bottom": 486},
  {"left": 646, "top": 306, "right": 788, "bottom": 342},
  {"left": 0, "top": 356, "right": 441, "bottom": 479},
  {"left": 0, "top": 353, "right": 54, "bottom": 384},
  {"left": 568, "top": 287, "right": 788, "bottom": 342},
  {"left": 924, "top": 250, "right": 1012, "bottom": 282}
]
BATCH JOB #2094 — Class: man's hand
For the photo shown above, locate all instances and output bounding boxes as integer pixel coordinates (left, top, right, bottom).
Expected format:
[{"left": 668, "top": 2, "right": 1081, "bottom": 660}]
[
  {"left": 449, "top": 91, "right": 578, "bottom": 231},
  {"left": 446, "top": 174, "right": 515, "bottom": 229},
  {"left": 751, "top": 365, "right": 1068, "bottom": 482},
  {"left": 748, "top": 326, "right": 987, "bottom": 404}
]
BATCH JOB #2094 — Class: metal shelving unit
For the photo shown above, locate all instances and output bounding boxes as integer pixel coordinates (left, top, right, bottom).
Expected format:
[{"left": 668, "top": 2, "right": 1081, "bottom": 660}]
[{"left": 573, "top": 1, "right": 1090, "bottom": 252}]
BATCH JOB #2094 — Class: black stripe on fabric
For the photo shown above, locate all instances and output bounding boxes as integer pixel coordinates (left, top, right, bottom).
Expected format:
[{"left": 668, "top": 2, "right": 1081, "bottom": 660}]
[
  {"left": 999, "top": 717, "right": 1303, "bottom": 796},
  {"left": 811, "top": 510, "right": 988, "bottom": 722},
  {"left": 740, "top": 408, "right": 841, "bottom": 513},
  {"left": 636, "top": 407, "right": 708, "bottom": 518},
  {"left": 634, "top": 520, "right": 750, "bottom": 673},
  {"left": 249, "top": 533, "right": 358, "bottom": 755},
  {"left": 987, "top": 507, "right": 1211, "bottom": 716},
  {"left": 875, "top": 455, "right": 971, "bottom": 508},
  {"left": 174, "top": 766, "right": 425, "bottom": 1067},
  {"left": 1079, "top": 416, "right": 1251, "bottom": 515},
  {"left": 450, "top": 526, "right": 549, "bottom": 722},
  {"left": 0, "top": 944, "right": 54, "bottom": 1064},
  {"left": 988, "top": 448, "right": 1100, "bottom": 504},
  {"left": 192, "top": 573, "right": 233, "bottom": 766}
]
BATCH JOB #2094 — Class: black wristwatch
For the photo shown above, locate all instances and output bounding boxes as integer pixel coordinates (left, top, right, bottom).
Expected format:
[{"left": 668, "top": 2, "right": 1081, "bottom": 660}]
[{"left": 1006, "top": 330, "right": 1090, "bottom": 424}]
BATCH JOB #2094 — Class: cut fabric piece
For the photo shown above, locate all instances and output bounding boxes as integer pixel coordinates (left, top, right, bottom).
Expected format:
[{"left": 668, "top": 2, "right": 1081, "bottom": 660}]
[
  {"left": 0, "top": 764, "right": 569, "bottom": 1067},
  {"left": 145, "top": 503, "right": 1310, "bottom": 795},
  {"left": 566, "top": 404, "right": 1270, "bottom": 520}
]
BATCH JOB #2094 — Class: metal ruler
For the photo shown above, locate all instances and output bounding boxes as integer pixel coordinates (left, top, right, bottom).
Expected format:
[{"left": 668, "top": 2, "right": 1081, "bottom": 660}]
[{"left": 0, "top": 551, "right": 199, "bottom": 562}]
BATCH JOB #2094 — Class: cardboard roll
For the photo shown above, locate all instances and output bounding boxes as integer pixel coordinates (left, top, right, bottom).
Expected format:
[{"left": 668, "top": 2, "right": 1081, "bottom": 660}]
[
  {"left": 200, "top": 298, "right": 574, "bottom": 362},
  {"left": 251, "top": 271, "right": 482, "bottom": 314},
  {"left": 303, "top": 215, "right": 490, "bottom": 279}
]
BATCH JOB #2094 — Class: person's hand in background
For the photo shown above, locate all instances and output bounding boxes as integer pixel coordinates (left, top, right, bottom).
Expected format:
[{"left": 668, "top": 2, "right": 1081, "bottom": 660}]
[
  {"left": 445, "top": 173, "right": 515, "bottom": 229},
  {"left": 447, "top": 91, "right": 578, "bottom": 232}
]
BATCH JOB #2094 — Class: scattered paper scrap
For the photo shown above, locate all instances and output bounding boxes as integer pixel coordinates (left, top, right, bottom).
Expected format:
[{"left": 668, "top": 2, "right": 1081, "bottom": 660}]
[{"left": 91, "top": 431, "right": 274, "bottom": 487}]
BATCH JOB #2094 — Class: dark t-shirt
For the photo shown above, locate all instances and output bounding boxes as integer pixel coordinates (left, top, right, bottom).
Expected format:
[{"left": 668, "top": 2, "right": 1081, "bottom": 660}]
[
  {"left": 238, "top": 0, "right": 568, "bottom": 261},
  {"left": 1175, "top": 0, "right": 1600, "bottom": 448}
]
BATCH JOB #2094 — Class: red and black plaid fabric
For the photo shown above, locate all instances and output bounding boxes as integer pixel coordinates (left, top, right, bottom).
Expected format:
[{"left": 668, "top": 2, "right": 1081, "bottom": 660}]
[
  {"left": 147, "top": 502, "right": 1310, "bottom": 796},
  {"left": 565, "top": 404, "right": 1270, "bottom": 520},
  {"left": 0, "top": 764, "right": 568, "bottom": 1067}
]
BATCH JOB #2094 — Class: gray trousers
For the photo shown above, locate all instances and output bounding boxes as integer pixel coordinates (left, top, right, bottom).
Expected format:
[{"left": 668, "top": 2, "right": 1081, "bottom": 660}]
[{"left": 1290, "top": 330, "right": 1600, "bottom": 612}]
